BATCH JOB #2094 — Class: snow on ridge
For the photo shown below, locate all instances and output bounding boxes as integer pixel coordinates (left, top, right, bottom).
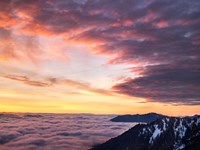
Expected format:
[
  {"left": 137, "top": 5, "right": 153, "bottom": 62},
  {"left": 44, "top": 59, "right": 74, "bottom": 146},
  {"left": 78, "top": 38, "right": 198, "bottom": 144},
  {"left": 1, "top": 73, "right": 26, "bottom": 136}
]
[
  {"left": 142, "top": 128, "right": 146, "bottom": 134},
  {"left": 173, "top": 119, "right": 178, "bottom": 137},
  {"left": 196, "top": 117, "right": 200, "bottom": 124},
  {"left": 173, "top": 119, "right": 187, "bottom": 139},
  {"left": 141, "top": 116, "right": 200, "bottom": 146},
  {"left": 162, "top": 119, "right": 167, "bottom": 131},
  {"left": 139, "top": 126, "right": 152, "bottom": 136},
  {"left": 139, "top": 128, "right": 146, "bottom": 136},
  {"left": 188, "top": 120, "right": 194, "bottom": 127},
  {"left": 178, "top": 120, "right": 186, "bottom": 139},
  {"left": 188, "top": 116, "right": 200, "bottom": 127},
  {"left": 174, "top": 144, "right": 185, "bottom": 150},
  {"left": 149, "top": 124, "right": 162, "bottom": 144}
]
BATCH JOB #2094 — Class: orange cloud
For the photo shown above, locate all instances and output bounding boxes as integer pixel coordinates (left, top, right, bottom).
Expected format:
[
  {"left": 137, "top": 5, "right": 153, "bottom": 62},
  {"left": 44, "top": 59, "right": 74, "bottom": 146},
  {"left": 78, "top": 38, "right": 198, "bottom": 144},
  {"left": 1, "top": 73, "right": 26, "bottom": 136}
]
[
  {"left": 3, "top": 75, "right": 51, "bottom": 87},
  {"left": 1, "top": 74, "right": 114, "bottom": 96},
  {"left": 154, "top": 21, "right": 169, "bottom": 28}
]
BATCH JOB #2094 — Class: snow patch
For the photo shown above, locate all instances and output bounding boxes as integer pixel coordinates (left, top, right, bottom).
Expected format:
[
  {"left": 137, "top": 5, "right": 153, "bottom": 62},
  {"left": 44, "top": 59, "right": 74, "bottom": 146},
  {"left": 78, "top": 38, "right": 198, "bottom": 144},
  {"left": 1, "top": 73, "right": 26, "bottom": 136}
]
[
  {"left": 149, "top": 124, "right": 162, "bottom": 144},
  {"left": 142, "top": 128, "right": 146, "bottom": 134},
  {"left": 174, "top": 144, "right": 185, "bottom": 150},
  {"left": 174, "top": 119, "right": 187, "bottom": 139},
  {"left": 196, "top": 117, "right": 200, "bottom": 124},
  {"left": 162, "top": 119, "right": 167, "bottom": 131},
  {"left": 189, "top": 120, "right": 194, "bottom": 127}
]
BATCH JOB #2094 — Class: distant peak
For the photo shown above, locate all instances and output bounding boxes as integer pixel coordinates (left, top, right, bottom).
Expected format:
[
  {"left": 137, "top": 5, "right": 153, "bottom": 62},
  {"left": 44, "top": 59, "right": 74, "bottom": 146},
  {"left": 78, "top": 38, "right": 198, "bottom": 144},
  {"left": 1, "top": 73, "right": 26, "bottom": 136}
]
[{"left": 92, "top": 115, "right": 200, "bottom": 150}]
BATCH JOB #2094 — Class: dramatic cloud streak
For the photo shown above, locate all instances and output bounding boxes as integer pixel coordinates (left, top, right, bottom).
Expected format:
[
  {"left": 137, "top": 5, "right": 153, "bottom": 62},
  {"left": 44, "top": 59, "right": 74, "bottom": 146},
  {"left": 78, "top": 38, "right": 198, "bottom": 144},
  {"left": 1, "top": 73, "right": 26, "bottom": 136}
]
[
  {"left": 0, "top": 0, "right": 200, "bottom": 106},
  {"left": 113, "top": 64, "right": 200, "bottom": 105},
  {"left": 1, "top": 74, "right": 114, "bottom": 96},
  {"left": 3, "top": 75, "right": 51, "bottom": 87}
]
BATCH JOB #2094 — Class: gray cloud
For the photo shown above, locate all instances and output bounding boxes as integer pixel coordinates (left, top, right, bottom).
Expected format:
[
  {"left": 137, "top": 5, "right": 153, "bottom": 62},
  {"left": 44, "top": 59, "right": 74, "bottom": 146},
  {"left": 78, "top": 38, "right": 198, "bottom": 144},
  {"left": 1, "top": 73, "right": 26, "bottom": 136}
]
[{"left": 113, "top": 64, "right": 200, "bottom": 105}]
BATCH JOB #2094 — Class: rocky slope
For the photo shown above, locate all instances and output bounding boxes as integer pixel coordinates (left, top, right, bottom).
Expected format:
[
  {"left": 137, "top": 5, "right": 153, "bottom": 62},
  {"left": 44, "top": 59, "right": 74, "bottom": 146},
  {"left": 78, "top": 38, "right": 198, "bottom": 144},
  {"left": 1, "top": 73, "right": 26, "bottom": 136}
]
[
  {"left": 111, "top": 113, "right": 166, "bottom": 123},
  {"left": 92, "top": 115, "right": 200, "bottom": 150}
]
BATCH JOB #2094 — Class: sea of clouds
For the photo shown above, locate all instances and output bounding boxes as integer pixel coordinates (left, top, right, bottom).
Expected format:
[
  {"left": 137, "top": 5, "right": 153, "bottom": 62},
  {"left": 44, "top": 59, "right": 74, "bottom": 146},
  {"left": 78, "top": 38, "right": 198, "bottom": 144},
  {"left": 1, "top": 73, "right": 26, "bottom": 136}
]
[{"left": 0, "top": 113, "right": 135, "bottom": 150}]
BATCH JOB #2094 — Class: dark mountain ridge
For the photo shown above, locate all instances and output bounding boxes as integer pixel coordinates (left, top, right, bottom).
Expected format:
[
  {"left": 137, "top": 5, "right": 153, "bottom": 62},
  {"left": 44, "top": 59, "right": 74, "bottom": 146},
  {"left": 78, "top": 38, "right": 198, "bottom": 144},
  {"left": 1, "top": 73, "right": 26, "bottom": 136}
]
[
  {"left": 111, "top": 112, "right": 166, "bottom": 123},
  {"left": 92, "top": 115, "right": 200, "bottom": 150}
]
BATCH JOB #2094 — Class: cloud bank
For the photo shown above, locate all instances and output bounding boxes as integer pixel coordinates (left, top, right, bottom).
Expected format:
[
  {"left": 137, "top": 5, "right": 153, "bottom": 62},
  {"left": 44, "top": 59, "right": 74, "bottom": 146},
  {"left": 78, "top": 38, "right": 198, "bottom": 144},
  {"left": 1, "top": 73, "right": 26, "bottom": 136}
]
[{"left": 0, "top": 113, "right": 134, "bottom": 150}]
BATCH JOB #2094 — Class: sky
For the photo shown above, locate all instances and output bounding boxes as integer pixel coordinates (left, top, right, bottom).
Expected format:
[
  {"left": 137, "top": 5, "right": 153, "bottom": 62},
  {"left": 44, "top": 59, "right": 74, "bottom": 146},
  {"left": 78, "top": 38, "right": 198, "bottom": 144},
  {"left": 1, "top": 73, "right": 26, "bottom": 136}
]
[{"left": 0, "top": 0, "right": 200, "bottom": 116}]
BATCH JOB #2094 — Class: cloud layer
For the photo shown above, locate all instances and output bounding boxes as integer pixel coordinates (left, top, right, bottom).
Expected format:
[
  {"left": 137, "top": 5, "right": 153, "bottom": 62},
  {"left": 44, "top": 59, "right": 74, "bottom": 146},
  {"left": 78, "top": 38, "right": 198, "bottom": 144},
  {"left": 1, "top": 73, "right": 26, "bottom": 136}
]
[
  {"left": 0, "top": 0, "right": 200, "bottom": 105},
  {"left": 0, "top": 113, "right": 134, "bottom": 150}
]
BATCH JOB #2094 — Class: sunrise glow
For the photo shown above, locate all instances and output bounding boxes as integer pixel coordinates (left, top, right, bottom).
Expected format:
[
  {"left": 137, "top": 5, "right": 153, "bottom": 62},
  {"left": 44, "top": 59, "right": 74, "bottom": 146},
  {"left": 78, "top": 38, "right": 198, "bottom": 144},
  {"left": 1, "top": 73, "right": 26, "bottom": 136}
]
[{"left": 0, "top": 0, "right": 199, "bottom": 116}]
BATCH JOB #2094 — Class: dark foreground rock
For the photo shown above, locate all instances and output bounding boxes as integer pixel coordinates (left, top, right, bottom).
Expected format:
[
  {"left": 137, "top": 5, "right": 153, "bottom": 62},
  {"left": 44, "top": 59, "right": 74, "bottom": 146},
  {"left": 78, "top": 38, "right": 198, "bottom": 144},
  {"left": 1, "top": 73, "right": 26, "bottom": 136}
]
[
  {"left": 92, "top": 115, "right": 200, "bottom": 150},
  {"left": 110, "top": 112, "right": 166, "bottom": 123}
]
